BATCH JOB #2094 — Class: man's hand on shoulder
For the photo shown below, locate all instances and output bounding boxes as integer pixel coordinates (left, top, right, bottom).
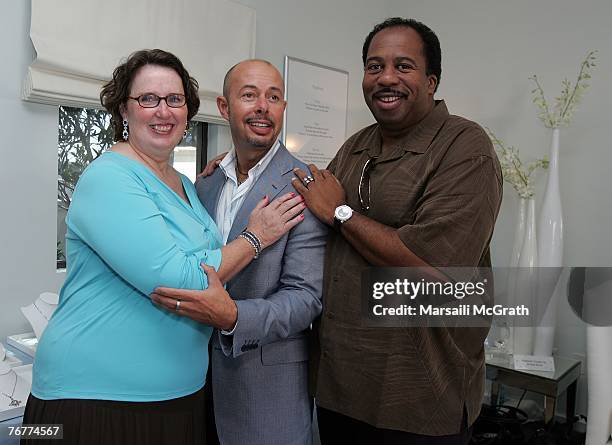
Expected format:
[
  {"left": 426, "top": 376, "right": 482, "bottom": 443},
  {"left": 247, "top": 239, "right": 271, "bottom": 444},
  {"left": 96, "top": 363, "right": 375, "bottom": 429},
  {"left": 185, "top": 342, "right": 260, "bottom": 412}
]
[
  {"left": 292, "top": 164, "right": 346, "bottom": 226},
  {"left": 198, "top": 151, "right": 228, "bottom": 178}
]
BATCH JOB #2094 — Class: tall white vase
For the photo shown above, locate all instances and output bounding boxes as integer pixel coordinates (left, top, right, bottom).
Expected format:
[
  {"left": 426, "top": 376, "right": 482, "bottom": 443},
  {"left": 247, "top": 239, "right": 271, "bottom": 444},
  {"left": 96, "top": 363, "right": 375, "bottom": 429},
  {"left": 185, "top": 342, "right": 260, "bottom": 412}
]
[
  {"left": 513, "top": 198, "right": 538, "bottom": 355},
  {"left": 498, "top": 198, "right": 528, "bottom": 356},
  {"left": 538, "top": 128, "right": 564, "bottom": 267},
  {"left": 519, "top": 198, "right": 538, "bottom": 268},
  {"left": 511, "top": 199, "right": 528, "bottom": 268},
  {"left": 534, "top": 128, "right": 564, "bottom": 357}
]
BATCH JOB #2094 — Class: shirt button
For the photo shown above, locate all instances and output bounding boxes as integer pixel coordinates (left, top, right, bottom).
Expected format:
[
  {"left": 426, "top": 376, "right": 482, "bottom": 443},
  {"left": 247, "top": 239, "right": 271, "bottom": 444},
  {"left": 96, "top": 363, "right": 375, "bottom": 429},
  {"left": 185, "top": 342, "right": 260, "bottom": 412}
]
[
  {"left": 322, "top": 350, "right": 329, "bottom": 358},
  {"left": 326, "top": 312, "right": 335, "bottom": 320},
  {"left": 333, "top": 275, "right": 339, "bottom": 282}
]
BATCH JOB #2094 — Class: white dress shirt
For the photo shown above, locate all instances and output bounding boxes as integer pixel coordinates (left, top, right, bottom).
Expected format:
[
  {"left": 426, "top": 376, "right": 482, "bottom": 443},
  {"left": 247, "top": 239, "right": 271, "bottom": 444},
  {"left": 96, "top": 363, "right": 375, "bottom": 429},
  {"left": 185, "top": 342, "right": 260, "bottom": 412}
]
[
  {"left": 215, "top": 140, "right": 281, "bottom": 336},
  {"left": 215, "top": 140, "right": 281, "bottom": 243}
]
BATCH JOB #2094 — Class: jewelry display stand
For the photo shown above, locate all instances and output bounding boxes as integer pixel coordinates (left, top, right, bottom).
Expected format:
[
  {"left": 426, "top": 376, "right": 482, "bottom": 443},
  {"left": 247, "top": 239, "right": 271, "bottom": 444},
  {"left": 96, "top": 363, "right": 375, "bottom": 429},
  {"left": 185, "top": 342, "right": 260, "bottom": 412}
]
[
  {"left": 20, "top": 292, "right": 59, "bottom": 339},
  {"left": 5, "top": 334, "right": 37, "bottom": 358},
  {"left": 0, "top": 343, "right": 22, "bottom": 369},
  {"left": 6, "top": 292, "right": 59, "bottom": 359},
  {"left": 0, "top": 345, "right": 31, "bottom": 422}
]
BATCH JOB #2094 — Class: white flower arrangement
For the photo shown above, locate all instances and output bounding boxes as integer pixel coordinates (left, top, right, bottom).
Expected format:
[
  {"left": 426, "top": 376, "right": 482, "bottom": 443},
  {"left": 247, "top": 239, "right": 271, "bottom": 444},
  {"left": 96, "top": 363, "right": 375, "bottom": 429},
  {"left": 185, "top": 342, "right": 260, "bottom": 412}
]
[
  {"left": 487, "top": 129, "right": 549, "bottom": 199},
  {"left": 530, "top": 50, "right": 597, "bottom": 128}
]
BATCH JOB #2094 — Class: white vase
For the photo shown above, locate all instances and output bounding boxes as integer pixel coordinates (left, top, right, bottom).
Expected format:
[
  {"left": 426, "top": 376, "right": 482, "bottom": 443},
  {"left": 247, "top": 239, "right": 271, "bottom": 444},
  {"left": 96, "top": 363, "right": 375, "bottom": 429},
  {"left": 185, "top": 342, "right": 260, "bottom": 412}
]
[
  {"left": 538, "top": 128, "right": 564, "bottom": 267},
  {"left": 513, "top": 198, "right": 538, "bottom": 356},
  {"left": 534, "top": 128, "right": 564, "bottom": 357},
  {"left": 496, "top": 198, "right": 528, "bottom": 357},
  {"left": 520, "top": 198, "right": 538, "bottom": 268},
  {"left": 511, "top": 198, "right": 528, "bottom": 268}
]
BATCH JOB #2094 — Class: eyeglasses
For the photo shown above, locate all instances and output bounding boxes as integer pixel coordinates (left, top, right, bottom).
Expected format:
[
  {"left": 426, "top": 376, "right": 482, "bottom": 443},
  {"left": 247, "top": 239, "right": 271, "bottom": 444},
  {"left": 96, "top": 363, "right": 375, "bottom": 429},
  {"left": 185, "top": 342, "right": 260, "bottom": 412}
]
[
  {"left": 128, "top": 93, "right": 186, "bottom": 108},
  {"left": 358, "top": 156, "right": 377, "bottom": 211}
]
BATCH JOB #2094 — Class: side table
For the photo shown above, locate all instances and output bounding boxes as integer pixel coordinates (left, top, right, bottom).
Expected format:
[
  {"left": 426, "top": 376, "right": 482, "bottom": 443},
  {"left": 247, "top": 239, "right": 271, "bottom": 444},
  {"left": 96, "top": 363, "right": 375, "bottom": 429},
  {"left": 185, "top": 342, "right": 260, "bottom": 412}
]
[{"left": 486, "top": 355, "right": 581, "bottom": 426}]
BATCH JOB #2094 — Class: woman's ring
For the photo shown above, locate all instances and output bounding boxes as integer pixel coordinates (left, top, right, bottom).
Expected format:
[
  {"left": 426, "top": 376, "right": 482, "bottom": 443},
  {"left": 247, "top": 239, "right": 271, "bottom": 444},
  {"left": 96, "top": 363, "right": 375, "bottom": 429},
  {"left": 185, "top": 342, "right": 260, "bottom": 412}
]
[{"left": 175, "top": 300, "right": 181, "bottom": 311}]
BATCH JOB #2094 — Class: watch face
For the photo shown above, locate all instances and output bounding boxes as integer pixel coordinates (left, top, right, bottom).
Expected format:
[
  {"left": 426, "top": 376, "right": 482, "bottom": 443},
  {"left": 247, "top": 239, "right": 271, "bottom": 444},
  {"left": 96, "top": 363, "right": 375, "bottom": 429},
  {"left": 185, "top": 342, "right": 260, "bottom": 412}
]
[
  {"left": 335, "top": 205, "right": 353, "bottom": 222},
  {"left": 337, "top": 207, "right": 351, "bottom": 219}
]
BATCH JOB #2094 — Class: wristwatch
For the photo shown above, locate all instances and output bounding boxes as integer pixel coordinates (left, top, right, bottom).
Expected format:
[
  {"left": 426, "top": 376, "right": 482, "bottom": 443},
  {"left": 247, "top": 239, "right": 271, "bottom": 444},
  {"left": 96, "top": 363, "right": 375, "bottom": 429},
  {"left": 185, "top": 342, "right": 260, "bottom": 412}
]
[{"left": 333, "top": 205, "right": 353, "bottom": 231}]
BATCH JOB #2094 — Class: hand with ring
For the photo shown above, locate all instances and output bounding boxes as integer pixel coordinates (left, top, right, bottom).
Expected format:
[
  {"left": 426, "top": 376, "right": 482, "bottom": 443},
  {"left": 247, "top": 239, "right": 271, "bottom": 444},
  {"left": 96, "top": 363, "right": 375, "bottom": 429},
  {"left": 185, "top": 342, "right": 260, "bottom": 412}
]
[
  {"left": 292, "top": 164, "right": 346, "bottom": 226},
  {"left": 151, "top": 264, "right": 238, "bottom": 331},
  {"left": 302, "top": 175, "right": 315, "bottom": 187},
  {"left": 246, "top": 192, "right": 306, "bottom": 249}
]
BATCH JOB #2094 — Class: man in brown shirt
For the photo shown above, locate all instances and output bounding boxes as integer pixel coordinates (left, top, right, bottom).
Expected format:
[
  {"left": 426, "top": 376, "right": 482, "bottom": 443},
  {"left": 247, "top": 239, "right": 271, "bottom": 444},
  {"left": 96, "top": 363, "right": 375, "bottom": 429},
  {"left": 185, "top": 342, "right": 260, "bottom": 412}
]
[{"left": 292, "top": 18, "right": 502, "bottom": 444}]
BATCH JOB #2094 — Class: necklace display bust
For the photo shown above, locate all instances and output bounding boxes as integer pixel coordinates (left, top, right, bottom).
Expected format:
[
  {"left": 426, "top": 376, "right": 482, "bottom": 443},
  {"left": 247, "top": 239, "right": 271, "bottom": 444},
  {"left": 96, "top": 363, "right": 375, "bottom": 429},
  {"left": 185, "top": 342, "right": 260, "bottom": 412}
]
[
  {"left": 0, "top": 347, "right": 28, "bottom": 411},
  {"left": 21, "top": 292, "right": 59, "bottom": 339}
]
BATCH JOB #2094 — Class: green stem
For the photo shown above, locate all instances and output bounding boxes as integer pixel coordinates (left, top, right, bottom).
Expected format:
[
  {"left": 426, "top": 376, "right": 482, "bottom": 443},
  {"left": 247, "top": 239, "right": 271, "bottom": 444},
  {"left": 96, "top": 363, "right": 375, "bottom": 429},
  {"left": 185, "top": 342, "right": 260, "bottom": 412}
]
[
  {"left": 531, "top": 75, "right": 552, "bottom": 121},
  {"left": 510, "top": 156, "right": 530, "bottom": 187},
  {"left": 558, "top": 52, "right": 593, "bottom": 122},
  {"left": 487, "top": 130, "right": 530, "bottom": 188}
]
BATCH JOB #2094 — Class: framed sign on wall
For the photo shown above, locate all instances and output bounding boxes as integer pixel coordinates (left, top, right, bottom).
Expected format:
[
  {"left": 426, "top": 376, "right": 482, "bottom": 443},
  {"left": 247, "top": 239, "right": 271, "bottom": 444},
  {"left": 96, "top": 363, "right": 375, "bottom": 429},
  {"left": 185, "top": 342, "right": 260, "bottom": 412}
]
[{"left": 282, "top": 56, "right": 349, "bottom": 168}]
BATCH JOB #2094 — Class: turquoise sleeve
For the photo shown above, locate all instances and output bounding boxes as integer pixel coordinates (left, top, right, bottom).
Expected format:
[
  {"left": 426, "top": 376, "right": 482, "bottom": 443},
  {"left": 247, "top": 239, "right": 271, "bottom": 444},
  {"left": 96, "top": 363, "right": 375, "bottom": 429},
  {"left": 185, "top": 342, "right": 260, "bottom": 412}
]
[{"left": 67, "top": 161, "right": 222, "bottom": 295}]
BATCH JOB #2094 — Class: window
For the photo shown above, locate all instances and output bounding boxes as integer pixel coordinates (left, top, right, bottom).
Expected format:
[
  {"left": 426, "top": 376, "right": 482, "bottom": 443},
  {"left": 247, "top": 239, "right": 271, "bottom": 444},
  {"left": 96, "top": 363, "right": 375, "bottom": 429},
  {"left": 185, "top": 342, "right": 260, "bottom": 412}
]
[{"left": 56, "top": 106, "right": 207, "bottom": 269}]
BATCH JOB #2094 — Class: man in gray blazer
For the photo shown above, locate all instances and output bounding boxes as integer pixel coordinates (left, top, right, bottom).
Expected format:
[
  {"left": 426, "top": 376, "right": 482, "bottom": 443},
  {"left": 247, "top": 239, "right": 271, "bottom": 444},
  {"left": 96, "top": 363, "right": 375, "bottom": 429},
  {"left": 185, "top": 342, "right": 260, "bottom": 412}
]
[{"left": 154, "top": 60, "right": 326, "bottom": 445}]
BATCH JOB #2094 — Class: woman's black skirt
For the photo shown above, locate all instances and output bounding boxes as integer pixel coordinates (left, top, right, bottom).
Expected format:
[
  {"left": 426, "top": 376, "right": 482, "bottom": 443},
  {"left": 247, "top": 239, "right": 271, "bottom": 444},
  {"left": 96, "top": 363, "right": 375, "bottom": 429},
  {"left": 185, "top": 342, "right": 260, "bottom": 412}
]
[{"left": 20, "top": 387, "right": 206, "bottom": 445}]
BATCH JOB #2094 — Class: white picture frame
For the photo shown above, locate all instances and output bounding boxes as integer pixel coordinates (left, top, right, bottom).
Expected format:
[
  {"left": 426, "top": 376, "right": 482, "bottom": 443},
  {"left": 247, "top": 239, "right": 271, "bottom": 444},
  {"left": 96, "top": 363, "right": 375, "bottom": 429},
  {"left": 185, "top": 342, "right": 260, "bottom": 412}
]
[{"left": 282, "top": 56, "right": 349, "bottom": 168}]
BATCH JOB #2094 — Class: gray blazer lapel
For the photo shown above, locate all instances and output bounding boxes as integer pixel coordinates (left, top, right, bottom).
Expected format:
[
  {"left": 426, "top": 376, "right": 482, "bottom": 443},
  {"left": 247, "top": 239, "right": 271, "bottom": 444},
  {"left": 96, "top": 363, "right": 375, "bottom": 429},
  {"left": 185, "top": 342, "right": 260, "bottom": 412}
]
[
  {"left": 228, "top": 145, "right": 294, "bottom": 241},
  {"left": 195, "top": 168, "right": 226, "bottom": 217}
]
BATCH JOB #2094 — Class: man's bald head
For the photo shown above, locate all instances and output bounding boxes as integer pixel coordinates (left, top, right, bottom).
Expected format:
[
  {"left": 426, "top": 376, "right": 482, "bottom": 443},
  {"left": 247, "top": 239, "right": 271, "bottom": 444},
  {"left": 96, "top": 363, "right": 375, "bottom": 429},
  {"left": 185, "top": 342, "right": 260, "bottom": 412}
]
[
  {"left": 217, "top": 58, "right": 286, "bottom": 152},
  {"left": 222, "top": 59, "right": 281, "bottom": 99}
]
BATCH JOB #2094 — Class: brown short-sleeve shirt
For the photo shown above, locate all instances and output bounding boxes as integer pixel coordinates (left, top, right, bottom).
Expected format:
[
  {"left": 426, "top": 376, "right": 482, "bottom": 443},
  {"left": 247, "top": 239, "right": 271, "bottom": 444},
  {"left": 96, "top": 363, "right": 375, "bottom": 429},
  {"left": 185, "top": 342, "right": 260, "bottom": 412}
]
[{"left": 312, "top": 100, "right": 503, "bottom": 435}]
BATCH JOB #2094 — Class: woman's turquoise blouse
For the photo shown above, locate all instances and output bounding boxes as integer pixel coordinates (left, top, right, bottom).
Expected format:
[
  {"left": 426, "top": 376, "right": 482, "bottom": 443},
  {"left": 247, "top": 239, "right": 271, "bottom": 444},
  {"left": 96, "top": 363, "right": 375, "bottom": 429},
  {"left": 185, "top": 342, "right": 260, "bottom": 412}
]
[{"left": 32, "top": 151, "right": 223, "bottom": 401}]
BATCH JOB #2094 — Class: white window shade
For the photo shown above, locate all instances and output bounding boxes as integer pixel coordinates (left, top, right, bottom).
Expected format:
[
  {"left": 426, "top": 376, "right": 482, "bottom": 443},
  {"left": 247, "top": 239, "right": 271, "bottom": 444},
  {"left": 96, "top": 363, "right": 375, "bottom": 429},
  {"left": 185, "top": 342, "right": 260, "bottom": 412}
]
[{"left": 23, "top": 0, "right": 256, "bottom": 123}]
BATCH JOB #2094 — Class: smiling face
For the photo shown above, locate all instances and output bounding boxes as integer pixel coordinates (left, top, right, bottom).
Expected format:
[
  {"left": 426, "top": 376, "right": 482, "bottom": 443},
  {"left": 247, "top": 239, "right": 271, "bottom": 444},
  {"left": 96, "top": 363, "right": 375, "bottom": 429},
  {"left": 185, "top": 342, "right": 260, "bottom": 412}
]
[
  {"left": 217, "top": 60, "right": 286, "bottom": 154},
  {"left": 121, "top": 64, "right": 188, "bottom": 160},
  {"left": 362, "top": 26, "right": 437, "bottom": 135}
]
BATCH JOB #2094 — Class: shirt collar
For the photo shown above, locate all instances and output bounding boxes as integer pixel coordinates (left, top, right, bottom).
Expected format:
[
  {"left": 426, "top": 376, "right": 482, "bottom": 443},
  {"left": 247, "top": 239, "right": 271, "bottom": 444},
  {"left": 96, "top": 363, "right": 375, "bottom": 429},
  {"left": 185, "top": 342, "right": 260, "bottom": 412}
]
[
  {"left": 220, "top": 138, "right": 281, "bottom": 182},
  {"left": 352, "top": 100, "right": 450, "bottom": 158}
]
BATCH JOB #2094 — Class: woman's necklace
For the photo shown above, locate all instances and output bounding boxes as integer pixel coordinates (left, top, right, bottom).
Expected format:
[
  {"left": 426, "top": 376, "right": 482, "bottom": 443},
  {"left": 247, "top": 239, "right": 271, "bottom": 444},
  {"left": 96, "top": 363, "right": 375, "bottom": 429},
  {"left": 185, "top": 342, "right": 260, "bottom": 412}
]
[{"left": 1, "top": 370, "right": 22, "bottom": 407}]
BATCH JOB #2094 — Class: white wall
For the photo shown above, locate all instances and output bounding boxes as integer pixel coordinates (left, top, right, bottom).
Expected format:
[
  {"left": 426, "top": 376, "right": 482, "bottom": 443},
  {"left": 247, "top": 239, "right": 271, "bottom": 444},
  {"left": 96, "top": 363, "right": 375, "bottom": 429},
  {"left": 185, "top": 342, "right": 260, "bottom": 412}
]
[
  {"left": 231, "top": 0, "right": 386, "bottom": 136},
  {"left": 0, "top": 0, "right": 65, "bottom": 340}
]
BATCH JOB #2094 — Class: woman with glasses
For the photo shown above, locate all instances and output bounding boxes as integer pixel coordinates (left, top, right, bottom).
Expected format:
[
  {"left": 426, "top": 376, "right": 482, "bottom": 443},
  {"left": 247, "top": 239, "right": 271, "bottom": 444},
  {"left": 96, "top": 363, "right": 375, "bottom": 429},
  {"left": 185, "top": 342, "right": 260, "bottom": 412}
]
[{"left": 22, "top": 49, "right": 304, "bottom": 445}]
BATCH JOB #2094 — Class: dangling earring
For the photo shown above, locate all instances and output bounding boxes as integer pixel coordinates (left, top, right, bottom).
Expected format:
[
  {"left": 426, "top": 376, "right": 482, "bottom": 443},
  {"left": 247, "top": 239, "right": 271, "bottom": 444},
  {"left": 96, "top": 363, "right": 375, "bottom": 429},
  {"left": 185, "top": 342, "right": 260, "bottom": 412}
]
[
  {"left": 122, "top": 119, "right": 129, "bottom": 141},
  {"left": 183, "top": 122, "right": 188, "bottom": 139}
]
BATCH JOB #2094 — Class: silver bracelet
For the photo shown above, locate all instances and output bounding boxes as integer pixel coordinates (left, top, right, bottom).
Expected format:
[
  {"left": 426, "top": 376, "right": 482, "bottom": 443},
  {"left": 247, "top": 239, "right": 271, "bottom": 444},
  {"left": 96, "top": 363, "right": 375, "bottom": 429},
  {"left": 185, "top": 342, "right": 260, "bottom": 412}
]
[
  {"left": 239, "top": 230, "right": 261, "bottom": 259},
  {"left": 242, "top": 229, "right": 262, "bottom": 252}
]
